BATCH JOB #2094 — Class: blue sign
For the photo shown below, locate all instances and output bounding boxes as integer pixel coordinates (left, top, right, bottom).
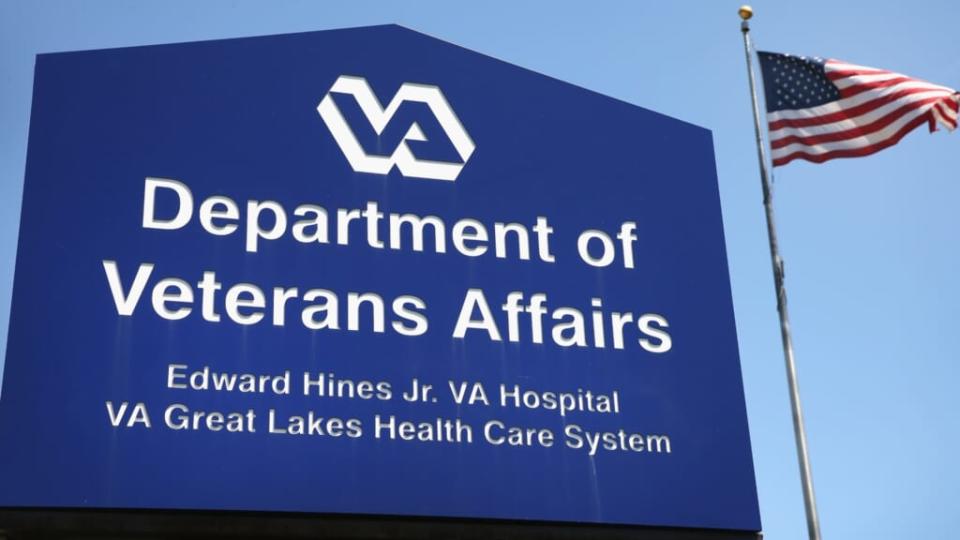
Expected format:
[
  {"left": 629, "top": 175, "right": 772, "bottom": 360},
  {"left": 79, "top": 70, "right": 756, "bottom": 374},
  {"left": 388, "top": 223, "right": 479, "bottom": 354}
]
[{"left": 0, "top": 25, "right": 760, "bottom": 532}]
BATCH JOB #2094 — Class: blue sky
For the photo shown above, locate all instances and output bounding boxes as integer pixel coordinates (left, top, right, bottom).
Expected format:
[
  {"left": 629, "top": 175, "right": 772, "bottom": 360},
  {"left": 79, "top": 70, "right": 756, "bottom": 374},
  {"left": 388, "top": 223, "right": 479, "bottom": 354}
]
[{"left": 1, "top": 1, "right": 958, "bottom": 538}]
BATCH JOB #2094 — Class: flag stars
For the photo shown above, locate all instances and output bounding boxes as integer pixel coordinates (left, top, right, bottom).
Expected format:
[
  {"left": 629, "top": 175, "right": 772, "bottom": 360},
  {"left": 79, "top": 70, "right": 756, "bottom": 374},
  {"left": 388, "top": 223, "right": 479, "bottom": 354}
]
[{"left": 759, "top": 51, "right": 841, "bottom": 111}]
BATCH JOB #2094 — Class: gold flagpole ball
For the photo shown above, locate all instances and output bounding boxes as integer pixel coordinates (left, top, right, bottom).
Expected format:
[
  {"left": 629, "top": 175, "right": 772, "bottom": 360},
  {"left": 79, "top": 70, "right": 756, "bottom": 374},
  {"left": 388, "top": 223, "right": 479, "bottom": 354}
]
[{"left": 738, "top": 5, "right": 754, "bottom": 20}]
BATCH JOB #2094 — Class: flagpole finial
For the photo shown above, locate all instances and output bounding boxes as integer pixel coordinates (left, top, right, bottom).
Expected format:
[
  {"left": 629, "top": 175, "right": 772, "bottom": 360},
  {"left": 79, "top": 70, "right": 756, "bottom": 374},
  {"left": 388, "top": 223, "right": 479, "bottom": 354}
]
[{"left": 738, "top": 5, "right": 754, "bottom": 20}]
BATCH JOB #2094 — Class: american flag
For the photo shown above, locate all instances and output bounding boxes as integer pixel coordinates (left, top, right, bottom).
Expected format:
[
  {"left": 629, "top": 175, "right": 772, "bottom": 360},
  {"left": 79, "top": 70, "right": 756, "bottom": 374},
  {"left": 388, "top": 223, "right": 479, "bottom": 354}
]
[{"left": 757, "top": 51, "right": 959, "bottom": 167}]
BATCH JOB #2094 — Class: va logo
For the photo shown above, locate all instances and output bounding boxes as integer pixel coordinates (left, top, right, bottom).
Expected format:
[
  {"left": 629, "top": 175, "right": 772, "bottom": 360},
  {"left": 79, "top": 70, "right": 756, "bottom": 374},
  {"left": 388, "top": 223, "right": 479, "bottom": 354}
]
[{"left": 317, "top": 75, "right": 475, "bottom": 182}]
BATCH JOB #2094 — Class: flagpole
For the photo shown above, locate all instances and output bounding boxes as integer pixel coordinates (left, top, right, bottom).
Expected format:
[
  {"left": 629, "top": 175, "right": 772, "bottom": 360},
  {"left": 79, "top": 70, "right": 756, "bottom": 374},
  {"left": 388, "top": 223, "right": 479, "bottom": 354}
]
[{"left": 738, "top": 6, "right": 822, "bottom": 540}]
